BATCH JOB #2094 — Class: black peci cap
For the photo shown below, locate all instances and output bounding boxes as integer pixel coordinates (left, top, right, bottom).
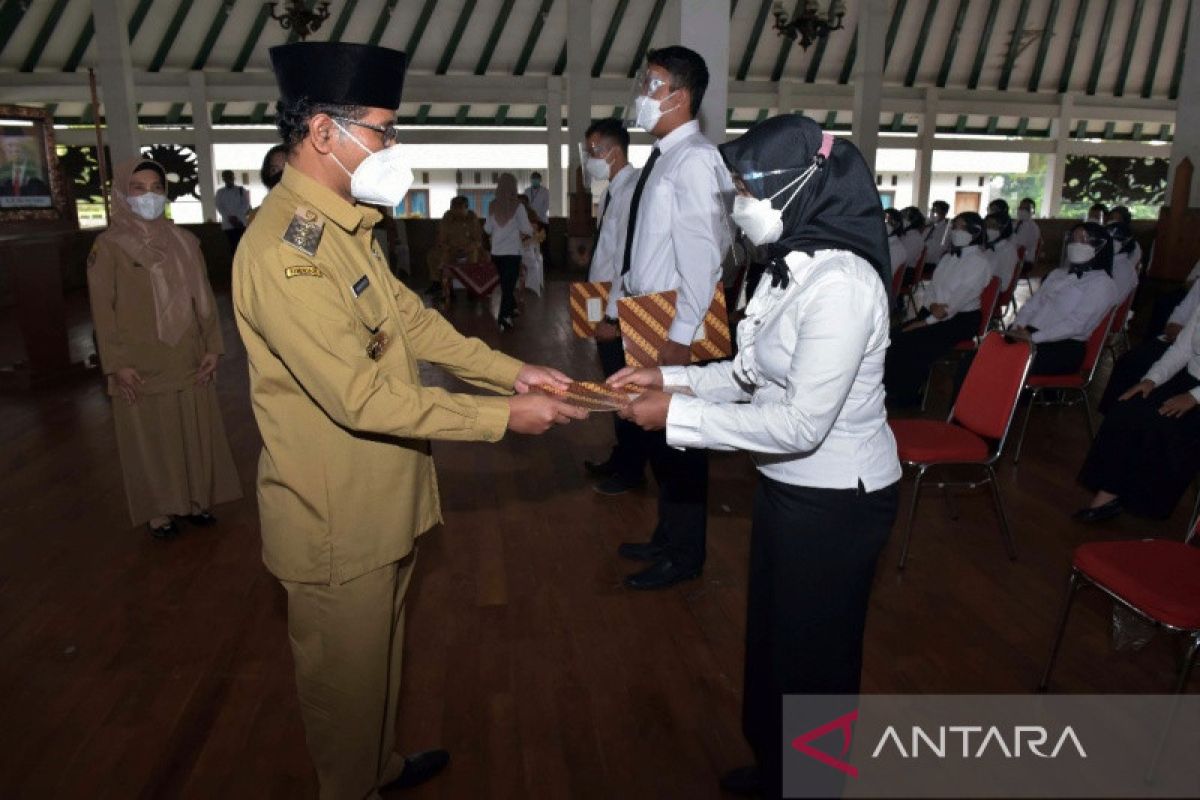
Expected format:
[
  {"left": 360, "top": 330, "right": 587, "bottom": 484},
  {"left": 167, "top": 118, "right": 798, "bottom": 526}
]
[{"left": 270, "top": 42, "right": 407, "bottom": 110}]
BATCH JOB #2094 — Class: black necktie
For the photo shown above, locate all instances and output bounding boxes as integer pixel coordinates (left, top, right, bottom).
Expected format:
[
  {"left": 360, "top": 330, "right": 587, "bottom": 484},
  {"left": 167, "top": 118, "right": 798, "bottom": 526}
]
[
  {"left": 590, "top": 188, "right": 611, "bottom": 260},
  {"left": 622, "top": 146, "right": 661, "bottom": 276}
]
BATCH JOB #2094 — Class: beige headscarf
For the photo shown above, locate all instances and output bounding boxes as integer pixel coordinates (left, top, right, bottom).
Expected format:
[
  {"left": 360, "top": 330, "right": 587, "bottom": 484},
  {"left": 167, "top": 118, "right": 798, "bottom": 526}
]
[
  {"left": 489, "top": 172, "right": 520, "bottom": 226},
  {"left": 105, "top": 158, "right": 213, "bottom": 346}
]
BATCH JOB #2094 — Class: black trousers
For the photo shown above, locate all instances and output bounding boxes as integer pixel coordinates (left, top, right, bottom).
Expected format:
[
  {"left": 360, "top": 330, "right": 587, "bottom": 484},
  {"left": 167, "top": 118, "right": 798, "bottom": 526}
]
[
  {"left": 494, "top": 254, "right": 521, "bottom": 323},
  {"left": 1098, "top": 338, "right": 1170, "bottom": 414},
  {"left": 883, "top": 310, "right": 981, "bottom": 408},
  {"left": 743, "top": 476, "right": 899, "bottom": 800},
  {"left": 627, "top": 425, "right": 708, "bottom": 570},
  {"left": 1080, "top": 371, "right": 1200, "bottom": 518},
  {"left": 224, "top": 227, "right": 244, "bottom": 256},
  {"left": 595, "top": 336, "right": 648, "bottom": 481}
]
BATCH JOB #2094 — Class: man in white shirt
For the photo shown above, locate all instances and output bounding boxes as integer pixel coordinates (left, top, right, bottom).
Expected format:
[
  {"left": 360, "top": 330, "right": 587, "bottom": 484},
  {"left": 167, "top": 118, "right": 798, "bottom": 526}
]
[
  {"left": 923, "top": 200, "right": 950, "bottom": 269},
  {"left": 1012, "top": 197, "right": 1042, "bottom": 275},
  {"left": 578, "top": 118, "right": 648, "bottom": 494},
  {"left": 617, "top": 45, "right": 730, "bottom": 590},
  {"left": 215, "top": 169, "right": 251, "bottom": 254},
  {"left": 526, "top": 172, "right": 551, "bottom": 269}
]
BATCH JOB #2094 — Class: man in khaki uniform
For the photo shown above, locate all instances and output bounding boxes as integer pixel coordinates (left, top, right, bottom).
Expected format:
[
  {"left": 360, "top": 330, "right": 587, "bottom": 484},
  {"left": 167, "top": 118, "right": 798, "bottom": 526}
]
[{"left": 233, "top": 42, "right": 585, "bottom": 799}]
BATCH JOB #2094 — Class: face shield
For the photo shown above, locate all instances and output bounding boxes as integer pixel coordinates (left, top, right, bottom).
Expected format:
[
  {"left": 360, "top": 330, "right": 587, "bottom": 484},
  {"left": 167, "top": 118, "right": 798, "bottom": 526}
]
[
  {"left": 579, "top": 140, "right": 614, "bottom": 183},
  {"left": 623, "top": 68, "right": 678, "bottom": 130}
]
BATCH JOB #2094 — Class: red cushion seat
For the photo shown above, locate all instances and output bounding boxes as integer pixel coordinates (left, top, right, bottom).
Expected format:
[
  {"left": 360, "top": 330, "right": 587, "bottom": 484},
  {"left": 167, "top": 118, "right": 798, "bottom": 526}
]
[
  {"left": 1073, "top": 540, "right": 1200, "bottom": 630},
  {"left": 889, "top": 419, "right": 990, "bottom": 463}
]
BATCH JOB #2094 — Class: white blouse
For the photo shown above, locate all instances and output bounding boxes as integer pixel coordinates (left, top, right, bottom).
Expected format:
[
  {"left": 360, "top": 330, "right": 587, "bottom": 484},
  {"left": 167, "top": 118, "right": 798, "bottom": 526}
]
[
  {"left": 888, "top": 236, "right": 908, "bottom": 277},
  {"left": 1012, "top": 218, "right": 1041, "bottom": 262},
  {"left": 1111, "top": 250, "right": 1140, "bottom": 302},
  {"left": 660, "top": 250, "right": 901, "bottom": 492},
  {"left": 902, "top": 229, "right": 925, "bottom": 268},
  {"left": 987, "top": 239, "right": 1019, "bottom": 287},
  {"left": 924, "top": 219, "right": 949, "bottom": 264},
  {"left": 923, "top": 246, "right": 992, "bottom": 325},
  {"left": 1013, "top": 268, "right": 1120, "bottom": 343},
  {"left": 1145, "top": 303, "right": 1200, "bottom": 402},
  {"left": 484, "top": 210, "right": 533, "bottom": 257},
  {"left": 1168, "top": 280, "right": 1200, "bottom": 329}
]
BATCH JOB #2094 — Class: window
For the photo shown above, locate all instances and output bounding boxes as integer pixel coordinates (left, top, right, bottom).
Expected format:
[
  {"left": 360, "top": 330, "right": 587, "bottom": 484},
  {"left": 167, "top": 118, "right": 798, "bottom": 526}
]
[
  {"left": 878, "top": 191, "right": 896, "bottom": 209},
  {"left": 459, "top": 189, "right": 495, "bottom": 216},
  {"left": 394, "top": 189, "right": 430, "bottom": 218}
]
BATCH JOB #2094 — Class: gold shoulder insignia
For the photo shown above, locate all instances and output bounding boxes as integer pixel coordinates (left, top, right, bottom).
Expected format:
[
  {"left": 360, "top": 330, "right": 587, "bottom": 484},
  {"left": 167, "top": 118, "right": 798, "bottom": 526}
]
[
  {"left": 285, "top": 265, "right": 325, "bottom": 279},
  {"left": 282, "top": 205, "right": 324, "bottom": 256}
]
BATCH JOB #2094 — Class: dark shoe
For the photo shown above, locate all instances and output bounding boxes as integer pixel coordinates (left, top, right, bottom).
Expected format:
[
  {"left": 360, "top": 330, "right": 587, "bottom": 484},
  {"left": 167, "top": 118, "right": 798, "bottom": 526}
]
[
  {"left": 617, "top": 541, "right": 664, "bottom": 562},
  {"left": 593, "top": 474, "right": 645, "bottom": 496},
  {"left": 148, "top": 521, "right": 179, "bottom": 540},
  {"left": 382, "top": 749, "right": 450, "bottom": 790},
  {"left": 183, "top": 511, "right": 217, "bottom": 527},
  {"left": 584, "top": 456, "right": 618, "bottom": 478},
  {"left": 1072, "top": 499, "right": 1122, "bottom": 523},
  {"left": 720, "top": 765, "right": 764, "bottom": 796},
  {"left": 623, "top": 558, "right": 701, "bottom": 590}
]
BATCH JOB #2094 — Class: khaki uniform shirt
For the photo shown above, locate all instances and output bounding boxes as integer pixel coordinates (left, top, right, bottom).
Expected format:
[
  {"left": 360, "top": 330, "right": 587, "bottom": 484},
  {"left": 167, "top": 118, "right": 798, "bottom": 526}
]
[{"left": 233, "top": 167, "right": 522, "bottom": 585}]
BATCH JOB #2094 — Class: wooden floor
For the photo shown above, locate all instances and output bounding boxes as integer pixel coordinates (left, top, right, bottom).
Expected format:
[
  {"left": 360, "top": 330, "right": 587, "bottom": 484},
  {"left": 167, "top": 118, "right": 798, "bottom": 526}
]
[{"left": 0, "top": 279, "right": 1195, "bottom": 799}]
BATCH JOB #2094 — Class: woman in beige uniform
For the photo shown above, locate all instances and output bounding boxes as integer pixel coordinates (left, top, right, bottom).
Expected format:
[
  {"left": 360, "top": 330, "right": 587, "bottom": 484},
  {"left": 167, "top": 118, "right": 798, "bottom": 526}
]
[{"left": 87, "top": 158, "right": 241, "bottom": 539}]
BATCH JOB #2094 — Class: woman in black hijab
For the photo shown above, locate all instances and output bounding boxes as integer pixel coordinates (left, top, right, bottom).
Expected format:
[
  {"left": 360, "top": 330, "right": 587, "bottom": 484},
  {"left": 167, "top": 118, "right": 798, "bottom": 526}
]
[{"left": 609, "top": 114, "right": 900, "bottom": 799}]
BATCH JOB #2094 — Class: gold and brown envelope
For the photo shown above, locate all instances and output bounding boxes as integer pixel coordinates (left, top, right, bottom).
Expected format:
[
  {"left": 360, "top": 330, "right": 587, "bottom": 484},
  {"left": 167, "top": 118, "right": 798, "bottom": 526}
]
[
  {"left": 569, "top": 281, "right": 612, "bottom": 338},
  {"left": 533, "top": 381, "right": 641, "bottom": 412},
  {"left": 617, "top": 283, "right": 732, "bottom": 368}
]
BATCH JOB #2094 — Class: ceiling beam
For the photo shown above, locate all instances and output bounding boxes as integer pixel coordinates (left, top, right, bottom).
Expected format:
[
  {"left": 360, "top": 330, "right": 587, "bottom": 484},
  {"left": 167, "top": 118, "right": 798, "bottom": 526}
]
[
  {"left": 1085, "top": 0, "right": 1118, "bottom": 95},
  {"left": 803, "top": 21, "right": 832, "bottom": 83},
  {"left": 62, "top": 16, "right": 96, "bottom": 74},
  {"left": 883, "top": 0, "right": 908, "bottom": 69},
  {"left": 1058, "top": 0, "right": 1090, "bottom": 93},
  {"left": 496, "top": 0, "right": 555, "bottom": 125},
  {"left": 592, "top": 0, "right": 631, "bottom": 77},
  {"left": 998, "top": 0, "right": 1032, "bottom": 91},
  {"left": 1026, "top": 0, "right": 1061, "bottom": 92},
  {"left": 127, "top": 0, "right": 154, "bottom": 40},
  {"left": 327, "top": 0, "right": 359, "bottom": 43},
  {"left": 967, "top": 0, "right": 1001, "bottom": 89},
  {"left": 19, "top": 0, "right": 70, "bottom": 72},
  {"left": 211, "top": 3, "right": 272, "bottom": 123},
  {"left": 1113, "top": 0, "right": 1145, "bottom": 97},
  {"left": 737, "top": 0, "right": 774, "bottom": 81},
  {"left": 770, "top": 0, "right": 805, "bottom": 82},
  {"left": 460, "top": 0, "right": 516, "bottom": 124},
  {"left": 437, "top": 0, "right": 478, "bottom": 75},
  {"left": 904, "top": 0, "right": 939, "bottom": 87},
  {"left": 1141, "top": 0, "right": 1172, "bottom": 98},
  {"left": 837, "top": 24, "right": 857, "bottom": 84},
  {"left": 0, "top": 0, "right": 30, "bottom": 60},
  {"left": 627, "top": 0, "right": 668, "bottom": 78},
  {"left": 367, "top": 0, "right": 400, "bottom": 46},
  {"left": 1170, "top": 0, "right": 1190, "bottom": 99},
  {"left": 936, "top": 0, "right": 970, "bottom": 88},
  {"left": 148, "top": 0, "right": 196, "bottom": 73}
]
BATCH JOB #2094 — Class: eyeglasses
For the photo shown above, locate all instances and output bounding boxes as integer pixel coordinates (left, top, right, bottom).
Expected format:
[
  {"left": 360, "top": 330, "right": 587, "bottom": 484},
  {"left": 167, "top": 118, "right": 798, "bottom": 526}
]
[
  {"left": 333, "top": 117, "right": 401, "bottom": 146},
  {"left": 583, "top": 142, "right": 613, "bottom": 157}
]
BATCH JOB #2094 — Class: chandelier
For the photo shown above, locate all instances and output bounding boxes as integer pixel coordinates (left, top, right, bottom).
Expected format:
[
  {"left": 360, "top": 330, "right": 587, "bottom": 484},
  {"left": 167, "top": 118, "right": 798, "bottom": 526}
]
[
  {"left": 265, "top": 1, "right": 332, "bottom": 41},
  {"left": 772, "top": 1, "right": 847, "bottom": 50}
]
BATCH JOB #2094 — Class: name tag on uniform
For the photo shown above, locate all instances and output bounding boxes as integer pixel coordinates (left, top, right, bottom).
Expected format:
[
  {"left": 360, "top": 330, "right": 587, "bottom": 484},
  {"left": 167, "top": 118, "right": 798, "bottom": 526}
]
[
  {"left": 352, "top": 275, "right": 370, "bottom": 297},
  {"left": 285, "top": 265, "right": 325, "bottom": 279}
]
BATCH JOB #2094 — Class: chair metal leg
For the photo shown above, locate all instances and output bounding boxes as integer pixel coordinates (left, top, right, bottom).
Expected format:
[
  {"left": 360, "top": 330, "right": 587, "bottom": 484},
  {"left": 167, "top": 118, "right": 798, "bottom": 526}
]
[
  {"left": 1172, "top": 633, "right": 1200, "bottom": 695},
  {"left": 1013, "top": 388, "right": 1037, "bottom": 465},
  {"left": 1079, "top": 388, "right": 1095, "bottom": 439},
  {"left": 985, "top": 464, "right": 1017, "bottom": 560},
  {"left": 921, "top": 364, "right": 933, "bottom": 412},
  {"left": 1038, "top": 570, "right": 1083, "bottom": 691},
  {"left": 898, "top": 465, "right": 928, "bottom": 571},
  {"left": 1147, "top": 634, "right": 1200, "bottom": 783}
]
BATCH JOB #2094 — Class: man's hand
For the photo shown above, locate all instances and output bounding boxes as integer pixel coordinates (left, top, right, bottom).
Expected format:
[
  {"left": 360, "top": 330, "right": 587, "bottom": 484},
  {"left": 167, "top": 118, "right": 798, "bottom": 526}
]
[
  {"left": 928, "top": 303, "right": 949, "bottom": 320},
  {"left": 617, "top": 390, "right": 671, "bottom": 431},
  {"left": 1163, "top": 322, "right": 1183, "bottom": 343},
  {"left": 607, "top": 366, "right": 664, "bottom": 391},
  {"left": 1159, "top": 392, "right": 1198, "bottom": 418},
  {"left": 594, "top": 320, "right": 620, "bottom": 343},
  {"left": 507, "top": 394, "right": 588, "bottom": 434},
  {"left": 1119, "top": 379, "right": 1156, "bottom": 401},
  {"left": 658, "top": 340, "right": 691, "bottom": 367},
  {"left": 114, "top": 367, "right": 143, "bottom": 405},
  {"left": 195, "top": 353, "right": 220, "bottom": 386},
  {"left": 514, "top": 364, "right": 571, "bottom": 394}
]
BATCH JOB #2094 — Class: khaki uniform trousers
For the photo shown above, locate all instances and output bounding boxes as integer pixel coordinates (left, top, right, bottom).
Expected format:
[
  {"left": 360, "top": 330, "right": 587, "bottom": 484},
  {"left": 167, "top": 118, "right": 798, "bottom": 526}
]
[{"left": 282, "top": 553, "right": 416, "bottom": 800}]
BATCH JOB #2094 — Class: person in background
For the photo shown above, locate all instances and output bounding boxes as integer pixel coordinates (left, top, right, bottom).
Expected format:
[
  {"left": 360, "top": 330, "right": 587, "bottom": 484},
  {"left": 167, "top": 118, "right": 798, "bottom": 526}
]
[
  {"left": 884, "top": 212, "right": 991, "bottom": 408},
  {"left": 923, "top": 199, "right": 950, "bottom": 268},
  {"left": 215, "top": 169, "right": 251, "bottom": 255},
  {"left": 579, "top": 117, "right": 648, "bottom": 495},
  {"left": 0, "top": 134, "right": 48, "bottom": 196},
  {"left": 260, "top": 143, "right": 288, "bottom": 190},
  {"left": 899, "top": 206, "right": 926, "bottom": 274},
  {"left": 87, "top": 158, "right": 241, "bottom": 539},
  {"left": 987, "top": 197, "right": 1009, "bottom": 218},
  {"left": 526, "top": 170, "right": 551, "bottom": 269},
  {"left": 484, "top": 173, "right": 534, "bottom": 331},
  {"left": 1086, "top": 202, "right": 1107, "bottom": 224},
  {"left": 1012, "top": 197, "right": 1041, "bottom": 274},
  {"left": 612, "top": 114, "right": 899, "bottom": 800},
  {"left": 429, "top": 195, "right": 483, "bottom": 304},
  {"left": 517, "top": 192, "right": 545, "bottom": 298},
  {"left": 1075, "top": 304, "right": 1200, "bottom": 524},
  {"left": 1006, "top": 222, "right": 1120, "bottom": 375},
  {"left": 984, "top": 211, "right": 1019, "bottom": 293},
  {"left": 885, "top": 207, "right": 907, "bottom": 281}
]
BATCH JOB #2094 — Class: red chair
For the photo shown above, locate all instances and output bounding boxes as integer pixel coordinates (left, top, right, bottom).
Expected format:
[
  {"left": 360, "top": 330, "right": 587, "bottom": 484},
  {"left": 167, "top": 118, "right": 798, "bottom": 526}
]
[
  {"left": 1011, "top": 306, "right": 1118, "bottom": 465},
  {"left": 889, "top": 333, "right": 1035, "bottom": 570},
  {"left": 920, "top": 277, "right": 1002, "bottom": 411},
  {"left": 891, "top": 256, "right": 906, "bottom": 300},
  {"left": 1039, "top": 512, "right": 1200, "bottom": 694}
]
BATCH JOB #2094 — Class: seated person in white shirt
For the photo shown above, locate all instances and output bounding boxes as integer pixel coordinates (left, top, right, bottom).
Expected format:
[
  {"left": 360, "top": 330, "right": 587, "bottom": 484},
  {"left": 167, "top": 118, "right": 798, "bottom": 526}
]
[
  {"left": 885, "top": 207, "right": 907, "bottom": 281},
  {"left": 1076, "top": 303, "right": 1200, "bottom": 523},
  {"left": 1012, "top": 197, "right": 1042, "bottom": 276},
  {"left": 899, "top": 206, "right": 926, "bottom": 281},
  {"left": 984, "top": 211, "right": 1019, "bottom": 291},
  {"left": 609, "top": 114, "right": 900, "bottom": 800},
  {"left": 1006, "top": 222, "right": 1120, "bottom": 375},
  {"left": 1106, "top": 205, "right": 1142, "bottom": 299},
  {"left": 883, "top": 212, "right": 992, "bottom": 408},
  {"left": 923, "top": 200, "right": 950, "bottom": 269}
]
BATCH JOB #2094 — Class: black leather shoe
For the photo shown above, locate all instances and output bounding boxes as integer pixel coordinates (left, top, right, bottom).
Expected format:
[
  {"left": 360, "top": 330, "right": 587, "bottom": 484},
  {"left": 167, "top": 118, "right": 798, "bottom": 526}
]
[
  {"left": 148, "top": 521, "right": 179, "bottom": 540},
  {"left": 720, "top": 765, "right": 764, "bottom": 796},
  {"left": 593, "top": 474, "right": 645, "bottom": 496},
  {"left": 617, "top": 541, "right": 664, "bottom": 562},
  {"left": 623, "top": 559, "right": 701, "bottom": 590},
  {"left": 382, "top": 749, "right": 450, "bottom": 790},
  {"left": 183, "top": 511, "right": 217, "bottom": 527},
  {"left": 1072, "top": 499, "right": 1122, "bottom": 523},
  {"left": 584, "top": 457, "right": 618, "bottom": 478}
]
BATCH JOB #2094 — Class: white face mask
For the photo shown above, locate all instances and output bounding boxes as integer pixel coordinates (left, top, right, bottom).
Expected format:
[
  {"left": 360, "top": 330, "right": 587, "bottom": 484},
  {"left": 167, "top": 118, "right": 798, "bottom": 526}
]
[
  {"left": 585, "top": 156, "right": 611, "bottom": 182},
  {"left": 986, "top": 229, "right": 1000, "bottom": 242},
  {"left": 950, "top": 229, "right": 974, "bottom": 248},
  {"left": 1067, "top": 242, "right": 1096, "bottom": 264},
  {"left": 633, "top": 92, "right": 678, "bottom": 132},
  {"left": 729, "top": 161, "right": 822, "bottom": 247},
  {"left": 128, "top": 192, "right": 166, "bottom": 221},
  {"left": 330, "top": 122, "right": 414, "bottom": 207}
]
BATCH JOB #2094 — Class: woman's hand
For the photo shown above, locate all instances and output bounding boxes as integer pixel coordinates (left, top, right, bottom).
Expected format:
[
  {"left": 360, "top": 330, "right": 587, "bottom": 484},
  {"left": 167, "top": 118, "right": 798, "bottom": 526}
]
[
  {"left": 928, "top": 303, "right": 949, "bottom": 320},
  {"left": 1159, "top": 392, "right": 1198, "bottom": 418},
  {"left": 607, "top": 366, "right": 664, "bottom": 391},
  {"left": 114, "top": 367, "right": 143, "bottom": 405},
  {"left": 514, "top": 364, "right": 571, "bottom": 394},
  {"left": 617, "top": 389, "right": 671, "bottom": 431},
  {"left": 195, "top": 353, "right": 220, "bottom": 386},
  {"left": 1119, "top": 380, "right": 1156, "bottom": 401}
]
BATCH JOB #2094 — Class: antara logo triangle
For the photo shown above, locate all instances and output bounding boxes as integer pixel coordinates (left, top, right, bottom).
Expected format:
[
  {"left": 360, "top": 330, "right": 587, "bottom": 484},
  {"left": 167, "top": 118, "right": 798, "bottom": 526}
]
[{"left": 791, "top": 709, "right": 859, "bottom": 778}]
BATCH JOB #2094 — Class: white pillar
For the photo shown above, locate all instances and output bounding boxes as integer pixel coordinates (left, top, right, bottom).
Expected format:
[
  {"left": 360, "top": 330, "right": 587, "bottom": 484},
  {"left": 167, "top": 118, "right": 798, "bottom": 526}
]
[
  {"left": 913, "top": 88, "right": 938, "bottom": 212},
  {"left": 546, "top": 77, "right": 564, "bottom": 217},
  {"left": 189, "top": 72, "right": 217, "bottom": 224},
  {"left": 656, "top": 0, "right": 729, "bottom": 144},
  {"left": 1168, "top": 0, "right": 1200, "bottom": 206},
  {"left": 851, "top": 0, "right": 886, "bottom": 171},
  {"left": 566, "top": 0, "right": 591, "bottom": 192},
  {"left": 1043, "top": 94, "right": 1072, "bottom": 217},
  {"left": 91, "top": 0, "right": 139, "bottom": 165}
]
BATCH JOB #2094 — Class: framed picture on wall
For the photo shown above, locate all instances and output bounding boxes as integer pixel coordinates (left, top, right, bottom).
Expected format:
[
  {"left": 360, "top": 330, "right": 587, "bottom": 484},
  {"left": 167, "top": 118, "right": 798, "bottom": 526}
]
[{"left": 0, "top": 104, "right": 75, "bottom": 226}]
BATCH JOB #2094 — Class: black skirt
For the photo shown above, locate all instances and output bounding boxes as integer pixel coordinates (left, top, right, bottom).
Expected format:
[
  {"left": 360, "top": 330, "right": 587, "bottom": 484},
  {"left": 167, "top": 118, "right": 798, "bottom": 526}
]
[
  {"left": 1079, "top": 370, "right": 1200, "bottom": 518},
  {"left": 884, "top": 310, "right": 981, "bottom": 408}
]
